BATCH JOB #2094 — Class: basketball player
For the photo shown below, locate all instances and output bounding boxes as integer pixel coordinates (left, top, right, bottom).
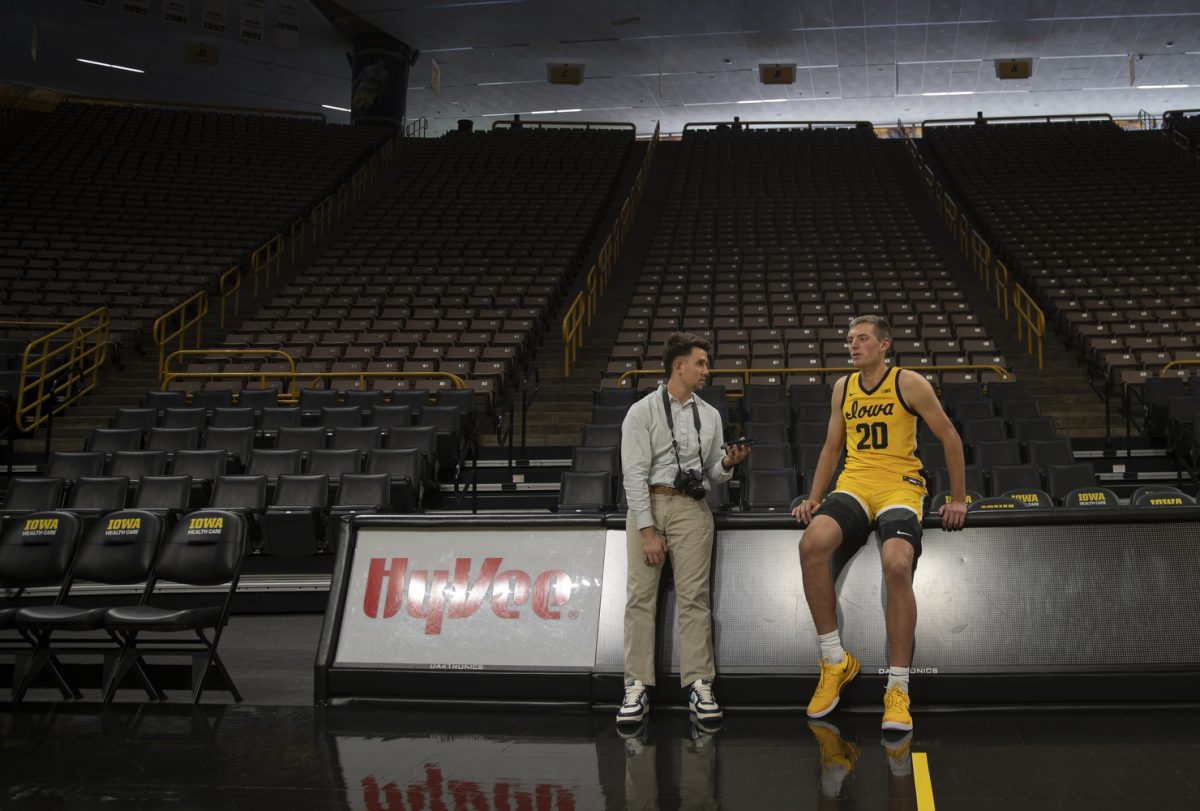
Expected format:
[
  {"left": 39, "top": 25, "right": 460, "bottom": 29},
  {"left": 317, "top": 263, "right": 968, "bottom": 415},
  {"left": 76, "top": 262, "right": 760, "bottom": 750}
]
[{"left": 792, "top": 315, "right": 967, "bottom": 732}]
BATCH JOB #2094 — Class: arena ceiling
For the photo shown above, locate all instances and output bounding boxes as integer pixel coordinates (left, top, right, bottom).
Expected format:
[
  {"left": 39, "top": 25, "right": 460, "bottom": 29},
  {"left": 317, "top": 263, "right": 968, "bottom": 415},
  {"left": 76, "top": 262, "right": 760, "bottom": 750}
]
[{"left": 3, "top": 1, "right": 1200, "bottom": 136}]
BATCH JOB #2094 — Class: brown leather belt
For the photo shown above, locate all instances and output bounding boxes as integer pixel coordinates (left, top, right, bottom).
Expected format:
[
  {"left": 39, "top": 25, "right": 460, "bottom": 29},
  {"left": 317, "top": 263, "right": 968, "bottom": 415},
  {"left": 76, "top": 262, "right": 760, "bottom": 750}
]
[{"left": 649, "top": 484, "right": 686, "bottom": 496}]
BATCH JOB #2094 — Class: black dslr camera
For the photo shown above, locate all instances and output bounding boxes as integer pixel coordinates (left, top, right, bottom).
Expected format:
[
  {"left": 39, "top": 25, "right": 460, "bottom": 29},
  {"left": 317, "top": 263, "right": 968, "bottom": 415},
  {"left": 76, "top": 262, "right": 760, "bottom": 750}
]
[{"left": 674, "top": 467, "right": 707, "bottom": 500}]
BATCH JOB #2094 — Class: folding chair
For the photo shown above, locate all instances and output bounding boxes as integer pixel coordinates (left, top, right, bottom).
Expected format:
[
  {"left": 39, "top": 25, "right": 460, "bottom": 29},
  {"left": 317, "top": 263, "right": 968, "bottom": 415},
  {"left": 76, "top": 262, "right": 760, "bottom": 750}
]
[
  {"left": 103, "top": 509, "right": 247, "bottom": 704},
  {"left": 11, "top": 510, "right": 164, "bottom": 702}
]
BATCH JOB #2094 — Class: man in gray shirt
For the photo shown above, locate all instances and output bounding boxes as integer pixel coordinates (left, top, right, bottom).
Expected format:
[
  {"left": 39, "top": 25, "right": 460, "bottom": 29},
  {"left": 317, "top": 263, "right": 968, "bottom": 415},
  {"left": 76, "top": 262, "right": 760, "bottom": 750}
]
[{"left": 618, "top": 332, "right": 751, "bottom": 726}]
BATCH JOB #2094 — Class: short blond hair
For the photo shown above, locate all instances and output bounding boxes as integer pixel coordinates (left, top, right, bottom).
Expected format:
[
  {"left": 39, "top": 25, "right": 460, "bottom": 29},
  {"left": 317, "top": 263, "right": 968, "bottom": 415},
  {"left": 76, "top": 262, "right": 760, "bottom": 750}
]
[{"left": 848, "top": 314, "right": 892, "bottom": 345}]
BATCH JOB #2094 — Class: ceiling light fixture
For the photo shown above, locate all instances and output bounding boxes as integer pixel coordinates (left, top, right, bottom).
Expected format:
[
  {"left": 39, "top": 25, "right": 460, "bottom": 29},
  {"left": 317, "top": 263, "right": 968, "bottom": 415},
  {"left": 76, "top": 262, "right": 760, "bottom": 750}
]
[
  {"left": 76, "top": 58, "right": 144, "bottom": 74},
  {"left": 922, "top": 91, "right": 974, "bottom": 96},
  {"left": 1136, "top": 84, "right": 1188, "bottom": 89},
  {"left": 736, "top": 98, "right": 789, "bottom": 104},
  {"left": 321, "top": 104, "right": 351, "bottom": 112}
]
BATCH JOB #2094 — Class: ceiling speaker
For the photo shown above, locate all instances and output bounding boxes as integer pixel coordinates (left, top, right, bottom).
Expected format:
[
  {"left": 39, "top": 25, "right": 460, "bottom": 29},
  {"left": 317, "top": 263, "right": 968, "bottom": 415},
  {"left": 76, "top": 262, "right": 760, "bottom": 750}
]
[
  {"left": 995, "top": 59, "right": 1032, "bottom": 80},
  {"left": 548, "top": 64, "right": 584, "bottom": 85},
  {"left": 760, "top": 64, "right": 796, "bottom": 85}
]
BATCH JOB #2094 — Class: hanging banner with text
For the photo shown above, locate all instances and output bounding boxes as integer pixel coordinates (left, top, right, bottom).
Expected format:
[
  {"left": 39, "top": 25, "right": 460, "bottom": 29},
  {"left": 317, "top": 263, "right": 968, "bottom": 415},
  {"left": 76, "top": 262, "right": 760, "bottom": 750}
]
[
  {"left": 201, "top": 0, "right": 229, "bottom": 35},
  {"left": 275, "top": 0, "right": 301, "bottom": 50},
  {"left": 239, "top": 0, "right": 265, "bottom": 44},
  {"left": 163, "top": 0, "right": 189, "bottom": 26}
]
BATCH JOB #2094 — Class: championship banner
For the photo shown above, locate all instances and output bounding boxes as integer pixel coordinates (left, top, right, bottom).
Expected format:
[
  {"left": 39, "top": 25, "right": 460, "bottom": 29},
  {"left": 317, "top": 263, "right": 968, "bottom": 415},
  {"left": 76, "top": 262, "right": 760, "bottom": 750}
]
[
  {"left": 274, "top": 0, "right": 300, "bottom": 50},
  {"left": 333, "top": 526, "right": 607, "bottom": 670},
  {"left": 239, "top": 0, "right": 264, "bottom": 44},
  {"left": 202, "top": 0, "right": 229, "bottom": 34},
  {"left": 121, "top": 0, "right": 151, "bottom": 18},
  {"left": 163, "top": 0, "right": 189, "bottom": 26}
]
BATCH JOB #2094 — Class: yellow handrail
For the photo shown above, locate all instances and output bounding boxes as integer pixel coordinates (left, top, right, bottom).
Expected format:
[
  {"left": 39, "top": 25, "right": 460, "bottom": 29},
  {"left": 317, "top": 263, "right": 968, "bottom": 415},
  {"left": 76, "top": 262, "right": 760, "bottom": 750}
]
[
  {"left": 309, "top": 195, "right": 334, "bottom": 244},
  {"left": 617, "top": 364, "right": 1013, "bottom": 390},
  {"left": 994, "top": 259, "right": 1010, "bottom": 318},
  {"left": 562, "top": 291, "right": 587, "bottom": 377},
  {"left": 970, "top": 229, "right": 992, "bottom": 290},
  {"left": 153, "top": 291, "right": 208, "bottom": 382},
  {"left": 161, "top": 368, "right": 466, "bottom": 401},
  {"left": 250, "top": 234, "right": 284, "bottom": 297},
  {"left": 561, "top": 121, "right": 661, "bottom": 377},
  {"left": 1161, "top": 359, "right": 1200, "bottom": 376},
  {"left": 218, "top": 265, "right": 241, "bottom": 329},
  {"left": 1012, "top": 285, "right": 1045, "bottom": 370},
  {"left": 164, "top": 348, "right": 298, "bottom": 394},
  {"left": 12, "top": 308, "right": 110, "bottom": 433},
  {"left": 290, "top": 217, "right": 306, "bottom": 262}
]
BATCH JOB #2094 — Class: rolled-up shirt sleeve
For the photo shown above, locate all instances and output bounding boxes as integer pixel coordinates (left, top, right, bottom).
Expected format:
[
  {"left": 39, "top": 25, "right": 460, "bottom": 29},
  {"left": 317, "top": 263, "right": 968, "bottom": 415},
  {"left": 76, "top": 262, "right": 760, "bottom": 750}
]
[
  {"left": 621, "top": 403, "right": 656, "bottom": 530},
  {"left": 704, "top": 410, "right": 733, "bottom": 486}
]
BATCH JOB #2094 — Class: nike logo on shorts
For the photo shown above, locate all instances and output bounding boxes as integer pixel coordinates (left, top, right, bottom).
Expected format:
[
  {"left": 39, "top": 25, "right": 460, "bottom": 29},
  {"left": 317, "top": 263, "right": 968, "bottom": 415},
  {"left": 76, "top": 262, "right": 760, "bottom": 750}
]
[{"left": 896, "top": 531, "right": 912, "bottom": 537}]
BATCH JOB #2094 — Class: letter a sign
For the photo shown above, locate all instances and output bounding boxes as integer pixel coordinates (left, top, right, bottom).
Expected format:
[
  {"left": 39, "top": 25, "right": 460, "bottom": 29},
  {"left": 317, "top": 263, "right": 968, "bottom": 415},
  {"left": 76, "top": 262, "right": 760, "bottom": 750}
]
[{"left": 995, "top": 59, "right": 1032, "bottom": 80}]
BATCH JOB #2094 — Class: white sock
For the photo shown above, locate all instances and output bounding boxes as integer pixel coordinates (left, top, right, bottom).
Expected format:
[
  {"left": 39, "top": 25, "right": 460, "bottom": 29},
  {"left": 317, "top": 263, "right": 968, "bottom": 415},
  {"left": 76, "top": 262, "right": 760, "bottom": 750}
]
[
  {"left": 820, "top": 763, "right": 850, "bottom": 798},
  {"left": 818, "top": 630, "right": 845, "bottom": 665},
  {"left": 886, "top": 666, "right": 910, "bottom": 693}
]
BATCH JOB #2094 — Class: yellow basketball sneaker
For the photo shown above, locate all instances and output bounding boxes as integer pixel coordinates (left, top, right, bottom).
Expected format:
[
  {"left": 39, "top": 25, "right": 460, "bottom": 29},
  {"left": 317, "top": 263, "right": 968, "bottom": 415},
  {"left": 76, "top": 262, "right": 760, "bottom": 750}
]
[
  {"left": 808, "top": 720, "right": 860, "bottom": 772},
  {"left": 806, "top": 652, "right": 860, "bottom": 718},
  {"left": 881, "top": 684, "right": 913, "bottom": 732}
]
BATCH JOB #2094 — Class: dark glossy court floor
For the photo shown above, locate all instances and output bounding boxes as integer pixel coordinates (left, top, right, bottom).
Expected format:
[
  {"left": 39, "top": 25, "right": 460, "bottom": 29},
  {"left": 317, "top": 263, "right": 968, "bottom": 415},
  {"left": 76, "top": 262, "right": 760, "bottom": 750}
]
[{"left": 3, "top": 701, "right": 1199, "bottom": 810}]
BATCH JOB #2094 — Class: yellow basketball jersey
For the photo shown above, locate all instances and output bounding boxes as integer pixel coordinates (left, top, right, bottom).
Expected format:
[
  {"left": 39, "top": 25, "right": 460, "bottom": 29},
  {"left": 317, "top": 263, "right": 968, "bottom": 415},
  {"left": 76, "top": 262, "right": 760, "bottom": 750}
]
[{"left": 838, "top": 366, "right": 923, "bottom": 486}]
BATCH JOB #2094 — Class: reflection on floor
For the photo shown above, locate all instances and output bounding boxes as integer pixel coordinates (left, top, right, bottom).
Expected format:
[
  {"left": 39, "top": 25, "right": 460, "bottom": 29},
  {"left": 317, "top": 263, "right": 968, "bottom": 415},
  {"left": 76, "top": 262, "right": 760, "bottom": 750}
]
[{"left": 2, "top": 703, "right": 1199, "bottom": 809}]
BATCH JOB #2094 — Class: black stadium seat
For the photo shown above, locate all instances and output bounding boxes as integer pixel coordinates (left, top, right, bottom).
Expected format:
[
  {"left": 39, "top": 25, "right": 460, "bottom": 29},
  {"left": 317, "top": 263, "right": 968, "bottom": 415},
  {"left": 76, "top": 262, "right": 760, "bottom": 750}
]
[
  {"left": 558, "top": 471, "right": 614, "bottom": 513},
  {"left": 1045, "top": 463, "right": 1097, "bottom": 504},
  {"left": 742, "top": 469, "right": 798, "bottom": 513},
  {"left": 103, "top": 509, "right": 247, "bottom": 704},
  {"left": 1063, "top": 487, "right": 1120, "bottom": 508}
]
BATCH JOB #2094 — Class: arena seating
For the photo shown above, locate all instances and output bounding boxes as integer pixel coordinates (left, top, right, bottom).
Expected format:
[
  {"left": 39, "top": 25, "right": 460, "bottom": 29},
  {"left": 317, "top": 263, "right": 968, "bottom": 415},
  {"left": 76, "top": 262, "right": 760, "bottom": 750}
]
[
  {"left": 923, "top": 121, "right": 1200, "bottom": 391},
  {"left": 571, "top": 125, "right": 1032, "bottom": 512},
  {"left": 217, "top": 128, "right": 632, "bottom": 412},
  {"left": 0, "top": 103, "right": 387, "bottom": 350}
]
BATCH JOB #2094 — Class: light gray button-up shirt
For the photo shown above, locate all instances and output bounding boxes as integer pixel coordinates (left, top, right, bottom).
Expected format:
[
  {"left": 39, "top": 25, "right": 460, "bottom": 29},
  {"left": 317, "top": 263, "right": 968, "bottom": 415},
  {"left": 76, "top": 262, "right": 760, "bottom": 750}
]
[{"left": 620, "top": 384, "right": 733, "bottom": 530}]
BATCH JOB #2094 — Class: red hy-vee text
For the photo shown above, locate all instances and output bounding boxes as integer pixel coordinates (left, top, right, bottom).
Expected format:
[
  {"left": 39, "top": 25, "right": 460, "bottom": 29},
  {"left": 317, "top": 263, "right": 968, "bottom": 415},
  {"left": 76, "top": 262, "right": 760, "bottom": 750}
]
[{"left": 363, "top": 557, "right": 575, "bottom": 635}]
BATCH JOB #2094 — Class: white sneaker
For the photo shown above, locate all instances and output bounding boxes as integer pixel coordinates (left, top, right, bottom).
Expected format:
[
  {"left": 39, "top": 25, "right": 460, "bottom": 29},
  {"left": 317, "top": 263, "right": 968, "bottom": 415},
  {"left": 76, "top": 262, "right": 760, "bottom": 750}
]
[
  {"left": 688, "top": 678, "right": 723, "bottom": 721},
  {"left": 617, "top": 679, "right": 649, "bottom": 724}
]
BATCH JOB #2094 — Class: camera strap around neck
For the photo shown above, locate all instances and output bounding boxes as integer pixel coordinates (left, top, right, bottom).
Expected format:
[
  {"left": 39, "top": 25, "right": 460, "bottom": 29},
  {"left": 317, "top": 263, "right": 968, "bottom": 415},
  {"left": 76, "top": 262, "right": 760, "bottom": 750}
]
[{"left": 662, "top": 386, "right": 705, "bottom": 474}]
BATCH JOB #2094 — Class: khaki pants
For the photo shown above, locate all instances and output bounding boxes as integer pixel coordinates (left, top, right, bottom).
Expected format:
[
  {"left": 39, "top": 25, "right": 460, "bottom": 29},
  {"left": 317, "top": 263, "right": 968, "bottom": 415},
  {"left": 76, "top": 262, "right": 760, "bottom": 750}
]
[{"left": 624, "top": 493, "right": 716, "bottom": 687}]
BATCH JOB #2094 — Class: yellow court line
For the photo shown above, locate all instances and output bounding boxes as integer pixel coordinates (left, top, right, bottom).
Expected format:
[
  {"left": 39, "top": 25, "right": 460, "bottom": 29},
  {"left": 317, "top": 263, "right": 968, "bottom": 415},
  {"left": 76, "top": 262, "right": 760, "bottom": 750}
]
[{"left": 913, "top": 751, "right": 937, "bottom": 810}]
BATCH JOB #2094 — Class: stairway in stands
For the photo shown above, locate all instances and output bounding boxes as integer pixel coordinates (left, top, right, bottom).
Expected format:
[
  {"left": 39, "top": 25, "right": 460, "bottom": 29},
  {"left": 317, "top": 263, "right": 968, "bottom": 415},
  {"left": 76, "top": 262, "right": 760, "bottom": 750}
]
[
  {"left": 887, "top": 140, "right": 1112, "bottom": 438},
  {"left": 520, "top": 141, "right": 679, "bottom": 448},
  {"left": 15, "top": 157, "right": 414, "bottom": 462}
]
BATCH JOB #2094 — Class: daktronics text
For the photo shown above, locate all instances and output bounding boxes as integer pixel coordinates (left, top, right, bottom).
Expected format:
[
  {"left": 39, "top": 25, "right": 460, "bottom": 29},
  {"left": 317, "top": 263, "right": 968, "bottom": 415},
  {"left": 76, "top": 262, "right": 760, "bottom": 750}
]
[{"left": 363, "top": 557, "right": 575, "bottom": 634}]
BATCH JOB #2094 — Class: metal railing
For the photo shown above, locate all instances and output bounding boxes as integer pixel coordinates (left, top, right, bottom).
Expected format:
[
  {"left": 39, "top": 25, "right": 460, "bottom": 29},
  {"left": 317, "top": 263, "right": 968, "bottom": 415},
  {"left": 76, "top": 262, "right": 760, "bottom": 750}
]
[
  {"left": 218, "top": 265, "right": 241, "bottom": 328},
  {"left": 153, "top": 291, "right": 208, "bottom": 381},
  {"left": 250, "top": 234, "right": 284, "bottom": 297},
  {"left": 1161, "top": 359, "right": 1200, "bottom": 377},
  {"left": 7, "top": 308, "right": 110, "bottom": 433},
  {"left": 160, "top": 366, "right": 466, "bottom": 399},
  {"left": 970, "top": 229, "right": 992, "bottom": 290},
  {"left": 491, "top": 120, "right": 636, "bottom": 131},
  {"left": 562, "top": 121, "right": 660, "bottom": 377},
  {"left": 289, "top": 217, "right": 306, "bottom": 262},
  {"left": 164, "top": 348, "right": 296, "bottom": 392},
  {"left": 1012, "top": 285, "right": 1045, "bottom": 370},
  {"left": 921, "top": 113, "right": 1113, "bottom": 128},
  {"left": 994, "top": 259, "right": 1010, "bottom": 318},
  {"left": 64, "top": 94, "right": 326, "bottom": 122},
  {"left": 902, "top": 128, "right": 1045, "bottom": 369},
  {"left": 404, "top": 117, "right": 428, "bottom": 138},
  {"left": 617, "top": 364, "right": 1012, "bottom": 390},
  {"left": 681, "top": 120, "right": 872, "bottom": 132}
]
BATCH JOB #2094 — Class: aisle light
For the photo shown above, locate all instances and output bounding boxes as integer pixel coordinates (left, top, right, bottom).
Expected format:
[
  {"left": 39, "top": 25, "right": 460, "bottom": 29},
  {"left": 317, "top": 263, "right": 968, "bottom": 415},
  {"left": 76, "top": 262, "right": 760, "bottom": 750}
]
[{"left": 321, "top": 104, "right": 352, "bottom": 112}]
